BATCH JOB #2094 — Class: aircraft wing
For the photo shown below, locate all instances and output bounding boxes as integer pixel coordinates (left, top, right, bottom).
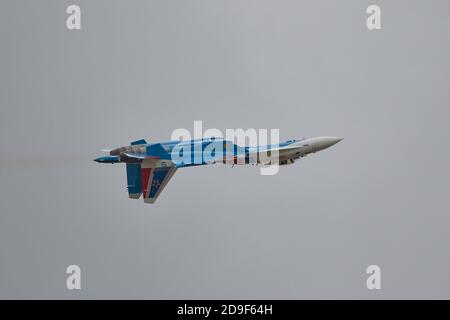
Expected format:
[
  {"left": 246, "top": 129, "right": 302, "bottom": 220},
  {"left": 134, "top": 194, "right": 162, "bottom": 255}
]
[{"left": 140, "top": 160, "right": 177, "bottom": 204}]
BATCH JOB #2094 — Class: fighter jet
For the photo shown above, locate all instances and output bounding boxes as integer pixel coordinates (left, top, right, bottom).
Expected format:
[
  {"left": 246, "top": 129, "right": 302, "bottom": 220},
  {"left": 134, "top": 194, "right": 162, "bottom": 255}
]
[{"left": 94, "top": 136, "right": 342, "bottom": 203}]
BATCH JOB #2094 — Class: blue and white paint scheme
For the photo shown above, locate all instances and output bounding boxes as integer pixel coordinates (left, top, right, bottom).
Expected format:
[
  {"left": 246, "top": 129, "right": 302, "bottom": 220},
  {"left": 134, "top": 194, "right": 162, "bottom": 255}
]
[{"left": 94, "top": 136, "right": 342, "bottom": 203}]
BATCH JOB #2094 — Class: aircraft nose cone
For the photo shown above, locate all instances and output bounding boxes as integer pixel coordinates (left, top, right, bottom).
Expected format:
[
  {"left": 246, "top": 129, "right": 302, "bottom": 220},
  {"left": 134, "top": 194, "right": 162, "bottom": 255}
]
[
  {"left": 313, "top": 136, "right": 343, "bottom": 151},
  {"left": 325, "top": 137, "right": 343, "bottom": 147}
]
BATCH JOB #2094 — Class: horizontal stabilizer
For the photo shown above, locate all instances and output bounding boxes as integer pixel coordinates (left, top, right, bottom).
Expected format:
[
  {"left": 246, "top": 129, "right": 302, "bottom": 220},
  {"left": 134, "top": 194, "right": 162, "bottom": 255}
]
[
  {"left": 147, "top": 143, "right": 169, "bottom": 159},
  {"left": 131, "top": 139, "right": 147, "bottom": 146},
  {"left": 124, "top": 152, "right": 145, "bottom": 160}
]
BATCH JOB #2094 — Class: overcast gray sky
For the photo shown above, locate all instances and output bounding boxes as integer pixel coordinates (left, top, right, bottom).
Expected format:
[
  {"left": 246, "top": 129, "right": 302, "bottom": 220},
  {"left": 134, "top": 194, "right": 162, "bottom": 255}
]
[{"left": 1, "top": 0, "right": 450, "bottom": 299}]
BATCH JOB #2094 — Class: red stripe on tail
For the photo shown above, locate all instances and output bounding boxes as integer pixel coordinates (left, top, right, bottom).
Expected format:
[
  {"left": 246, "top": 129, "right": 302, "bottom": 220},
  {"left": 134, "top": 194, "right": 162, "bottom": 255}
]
[{"left": 141, "top": 168, "right": 152, "bottom": 197}]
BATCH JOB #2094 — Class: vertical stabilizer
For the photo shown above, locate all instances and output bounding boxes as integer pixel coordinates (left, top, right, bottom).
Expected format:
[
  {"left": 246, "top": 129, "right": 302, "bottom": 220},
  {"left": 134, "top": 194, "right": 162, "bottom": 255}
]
[{"left": 126, "top": 163, "right": 142, "bottom": 199}]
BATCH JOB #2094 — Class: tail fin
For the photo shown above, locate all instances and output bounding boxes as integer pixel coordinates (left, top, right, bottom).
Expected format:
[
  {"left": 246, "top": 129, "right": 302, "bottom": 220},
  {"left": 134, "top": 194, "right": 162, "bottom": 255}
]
[
  {"left": 141, "top": 160, "right": 177, "bottom": 203},
  {"left": 126, "top": 163, "right": 142, "bottom": 199}
]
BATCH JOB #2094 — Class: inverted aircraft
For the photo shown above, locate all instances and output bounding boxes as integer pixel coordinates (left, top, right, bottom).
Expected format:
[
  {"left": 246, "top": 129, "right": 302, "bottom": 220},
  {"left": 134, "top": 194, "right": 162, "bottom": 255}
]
[{"left": 94, "top": 136, "right": 342, "bottom": 203}]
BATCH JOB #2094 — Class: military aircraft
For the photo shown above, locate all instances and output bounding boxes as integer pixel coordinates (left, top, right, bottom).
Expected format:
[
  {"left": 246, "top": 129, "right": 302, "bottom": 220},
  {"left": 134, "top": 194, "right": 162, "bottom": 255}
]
[{"left": 94, "top": 136, "right": 342, "bottom": 203}]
